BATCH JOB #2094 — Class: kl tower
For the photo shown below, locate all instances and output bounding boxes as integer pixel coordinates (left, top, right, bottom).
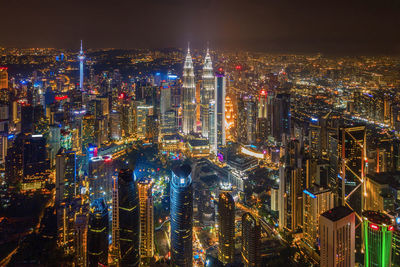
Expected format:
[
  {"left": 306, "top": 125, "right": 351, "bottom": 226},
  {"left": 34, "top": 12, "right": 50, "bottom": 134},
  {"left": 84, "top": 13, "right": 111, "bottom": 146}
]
[{"left": 78, "top": 40, "right": 85, "bottom": 89}]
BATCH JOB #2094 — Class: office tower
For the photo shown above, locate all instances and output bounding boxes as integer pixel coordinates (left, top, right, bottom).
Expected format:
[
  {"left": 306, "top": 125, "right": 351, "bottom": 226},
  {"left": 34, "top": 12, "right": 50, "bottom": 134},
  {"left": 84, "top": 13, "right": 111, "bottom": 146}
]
[
  {"left": 365, "top": 172, "right": 397, "bottom": 212},
  {"left": 256, "top": 89, "right": 269, "bottom": 142},
  {"left": 320, "top": 206, "right": 355, "bottom": 267},
  {"left": 214, "top": 68, "right": 226, "bottom": 148},
  {"left": 136, "top": 103, "right": 153, "bottom": 139},
  {"left": 56, "top": 149, "right": 77, "bottom": 206},
  {"left": 218, "top": 192, "right": 235, "bottom": 265},
  {"left": 75, "top": 213, "right": 88, "bottom": 267},
  {"left": 338, "top": 126, "right": 366, "bottom": 218},
  {"left": 182, "top": 45, "right": 196, "bottom": 134},
  {"left": 78, "top": 40, "right": 85, "bottom": 89},
  {"left": 241, "top": 213, "right": 261, "bottom": 267},
  {"left": 362, "top": 210, "right": 394, "bottom": 267},
  {"left": 110, "top": 110, "right": 121, "bottom": 140},
  {"left": 111, "top": 174, "right": 120, "bottom": 263},
  {"left": 5, "top": 133, "right": 50, "bottom": 187},
  {"left": 160, "top": 109, "right": 177, "bottom": 135},
  {"left": 170, "top": 164, "right": 193, "bottom": 267},
  {"left": 81, "top": 115, "right": 95, "bottom": 150},
  {"left": 87, "top": 198, "right": 109, "bottom": 267},
  {"left": 246, "top": 97, "right": 257, "bottom": 144},
  {"left": 271, "top": 186, "right": 279, "bottom": 212},
  {"left": 88, "top": 155, "right": 113, "bottom": 203},
  {"left": 138, "top": 178, "right": 154, "bottom": 260},
  {"left": 272, "top": 93, "right": 291, "bottom": 143},
  {"left": 278, "top": 165, "right": 303, "bottom": 231},
  {"left": 201, "top": 48, "right": 215, "bottom": 138},
  {"left": 145, "top": 114, "right": 159, "bottom": 143},
  {"left": 0, "top": 67, "right": 8, "bottom": 89},
  {"left": 209, "top": 100, "right": 217, "bottom": 154},
  {"left": 120, "top": 99, "right": 135, "bottom": 138},
  {"left": 118, "top": 169, "right": 140, "bottom": 266},
  {"left": 21, "top": 105, "right": 34, "bottom": 133},
  {"left": 237, "top": 96, "right": 248, "bottom": 144},
  {"left": 302, "top": 185, "right": 334, "bottom": 250},
  {"left": 160, "top": 83, "right": 171, "bottom": 116}
]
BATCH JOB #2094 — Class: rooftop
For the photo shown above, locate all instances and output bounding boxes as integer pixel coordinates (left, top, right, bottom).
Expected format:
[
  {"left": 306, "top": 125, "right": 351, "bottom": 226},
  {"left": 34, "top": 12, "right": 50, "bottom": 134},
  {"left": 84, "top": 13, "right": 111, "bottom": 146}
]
[{"left": 321, "top": 206, "right": 354, "bottom": 222}]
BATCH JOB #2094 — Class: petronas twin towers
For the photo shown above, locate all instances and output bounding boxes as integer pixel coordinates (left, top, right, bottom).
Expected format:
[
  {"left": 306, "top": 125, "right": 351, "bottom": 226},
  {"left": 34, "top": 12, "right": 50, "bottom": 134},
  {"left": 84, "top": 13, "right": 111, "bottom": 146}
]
[{"left": 182, "top": 45, "right": 215, "bottom": 136}]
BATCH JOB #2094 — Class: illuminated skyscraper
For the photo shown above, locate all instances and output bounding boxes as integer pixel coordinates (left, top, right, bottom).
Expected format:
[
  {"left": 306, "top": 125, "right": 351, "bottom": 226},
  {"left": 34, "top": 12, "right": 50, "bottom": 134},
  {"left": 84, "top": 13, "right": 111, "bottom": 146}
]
[
  {"left": 118, "top": 169, "right": 140, "bottom": 266},
  {"left": 182, "top": 45, "right": 196, "bottom": 134},
  {"left": 138, "top": 178, "right": 154, "bottom": 261},
  {"left": 201, "top": 48, "right": 214, "bottom": 138},
  {"left": 208, "top": 100, "right": 217, "bottom": 154},
  {"left": 78, "top": 40, "right": 85, "bottom": 89},
  {"left": 55, "top": 149, "right": 77, "bottom": 206},
  {"left": 0, "top": 67, "right": 8, "bottom": 90},
  {"left": 215, "top": 68, "right": 226, "bottom": 148},
  {"left": 218, "top": 192, "right": 235, "bottom": 265},
  {"left": 302, "top": 185, "right": 334, "bottom": 250},
  {"left": 256, "top": 89, "right": 269, "bottom": 142},
  {"left": 87, "top": 198, "right": 109, "bottom": 267},
  {"left": 320, "top": 206, "right": 355, "bottom": 267},
  {"left": 362, "top": 210, "right": 394, "bottom": 267},
  {"left": 170, "top": 164, "right": 193, "bottom": 267},
  {"left": 241, "top": 213, "right": 261, "bottom": 267}
]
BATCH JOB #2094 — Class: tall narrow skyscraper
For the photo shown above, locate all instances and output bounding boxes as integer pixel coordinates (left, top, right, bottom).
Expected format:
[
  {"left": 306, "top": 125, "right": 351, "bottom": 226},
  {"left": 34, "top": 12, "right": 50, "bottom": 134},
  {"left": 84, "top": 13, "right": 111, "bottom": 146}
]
[
  {"left": 170, "top": 164, "right": 193, "bottom": 267},
  {"left": 118, "top": 169, "right": 140, "bottom": 266},
  {"left": 201, "top": 48, "right": 214, "bottom": 138},
  {"left": 78, "top": 40, "right": 85, "bottom": 90},
  {"left": 182, "top": 45, "right": 196, "bottom": 134},
  {"left": 241, "top": 213, "right": 261, "bottom": 267},
  {"left": 215, "top": 68, "right": 226, "bottom": 148},
  {"left": 218, "top": 192, "right": 235, "bottom": 265},
  {"left": 138, "top": 178, "right": 154, "bottom": 261}
]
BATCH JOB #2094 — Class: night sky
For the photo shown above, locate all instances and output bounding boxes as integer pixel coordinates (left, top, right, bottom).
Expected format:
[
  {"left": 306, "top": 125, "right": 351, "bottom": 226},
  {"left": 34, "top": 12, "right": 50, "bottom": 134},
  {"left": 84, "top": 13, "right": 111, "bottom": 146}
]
[{"left": 1, "top": 0, "right": 400, "bottom": 54}]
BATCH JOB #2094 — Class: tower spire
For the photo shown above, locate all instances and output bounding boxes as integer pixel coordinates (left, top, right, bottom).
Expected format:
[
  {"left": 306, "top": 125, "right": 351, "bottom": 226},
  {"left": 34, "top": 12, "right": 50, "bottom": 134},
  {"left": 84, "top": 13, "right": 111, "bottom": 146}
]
[
  {"left": 80, "top": 40, "right": 83, "bottom": 53},
  {"left": 187, "top": 42, "right": 190, "bottom": 53}
]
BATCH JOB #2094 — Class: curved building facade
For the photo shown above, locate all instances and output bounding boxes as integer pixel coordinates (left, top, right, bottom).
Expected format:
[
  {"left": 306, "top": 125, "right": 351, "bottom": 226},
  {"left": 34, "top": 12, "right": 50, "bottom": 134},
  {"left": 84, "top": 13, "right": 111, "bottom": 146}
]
[
  {"left": 170, "top": 164, "right": 193, "bottom": 267},
  {"left": 118, "top": 169, "right": 140, "bottom": 266}
]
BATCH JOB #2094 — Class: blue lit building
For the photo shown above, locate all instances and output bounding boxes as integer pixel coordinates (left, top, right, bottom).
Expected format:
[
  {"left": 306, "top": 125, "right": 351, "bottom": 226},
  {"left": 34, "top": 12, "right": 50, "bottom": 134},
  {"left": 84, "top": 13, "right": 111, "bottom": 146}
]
[
  {"left": 118, "top": 169, "right": 140, "bottom": 266},
  {"left": 170, "top": 164, "right": 193, "bottom": 267}
]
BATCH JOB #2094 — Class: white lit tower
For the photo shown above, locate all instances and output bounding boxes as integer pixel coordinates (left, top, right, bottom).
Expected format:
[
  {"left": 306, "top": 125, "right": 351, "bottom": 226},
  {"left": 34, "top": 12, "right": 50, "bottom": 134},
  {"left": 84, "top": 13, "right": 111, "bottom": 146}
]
[
  {"left": 182, "top": 44, "right": 196, "bottom": 135},
  {"left": 78, "top": 40, "right": 85, "bottom": 90},
  {"left": 201, "top": 47, "right": 215, "bottom": 138}
]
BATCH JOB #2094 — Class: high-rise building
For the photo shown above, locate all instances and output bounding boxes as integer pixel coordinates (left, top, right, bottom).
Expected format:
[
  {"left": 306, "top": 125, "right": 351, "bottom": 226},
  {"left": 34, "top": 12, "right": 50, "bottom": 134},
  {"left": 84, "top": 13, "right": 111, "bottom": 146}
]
[
  {"left": 256, "top": 89, "right": 269, "bottom": 142},
  {"left": 182, "top": 45, "right": 196, "bottom": 134},
  {"left": 270, "top": 186, "right": 279, "bottom": 212},
  {"left": 209, "top": 100, "right": 217, "bottom": 154},
  {"left": 320, "top": 206, "right": 355, "bottom": 267},
  {"left": 218, "top": 192, "right": 235, "bottom": 265},
  {"left": 272, "top": 93, "right": 291, "bottom": 143},
  {"left": 241, "top": 213, "right": 261, "bottom": 267},
  {"left": 0, "top": 67, "right": 8, "bottom": 90},
  {"left": 138, "top": 178, "right": 154, "bottom": 260},
  {"left": 88, "top": 155, "right": 113, "bottom": 203},
  {"left": 160, "top": 109, "right": 177, "bottom": 135},
  {"left": 56, "top": 149, "right": 77, "bottom": 206},
  {"left": 87, "top": 198, "right": 109, "bottom": 267},
  {"left": 160, "top": 83, "right": 171, "bottom": 116},
  {"left": 5, "top": 133, "right": 50, "bottom": 187},
  {"left": 214, "top": 68, "right": 226, "bottom": 149},
  {"left": 78, "top": 40, "right": 85, "bottom": 89},
  {"left": 362, "top": 210, "right": 394, "bottom": 267},
  {"left": 118, "top": 169, "right": 140, "bottom": 266},
  {"left": 74, "top": 213, "right": 88, "bottom": 267},
  {"left": 201, "top": 48, "right": 214, "bottom": 138},
  {"left": 136, "top": 103, "right": 153, "bottom": 139},
  {"left": 170, "top": 164, "right": 193, "bottom": 267},
  {"left": 278, "top": 165, "right": 303, "bottom": 231},
  {"left": 302, "top": 185, "right": 334, "bottom": 250}
]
